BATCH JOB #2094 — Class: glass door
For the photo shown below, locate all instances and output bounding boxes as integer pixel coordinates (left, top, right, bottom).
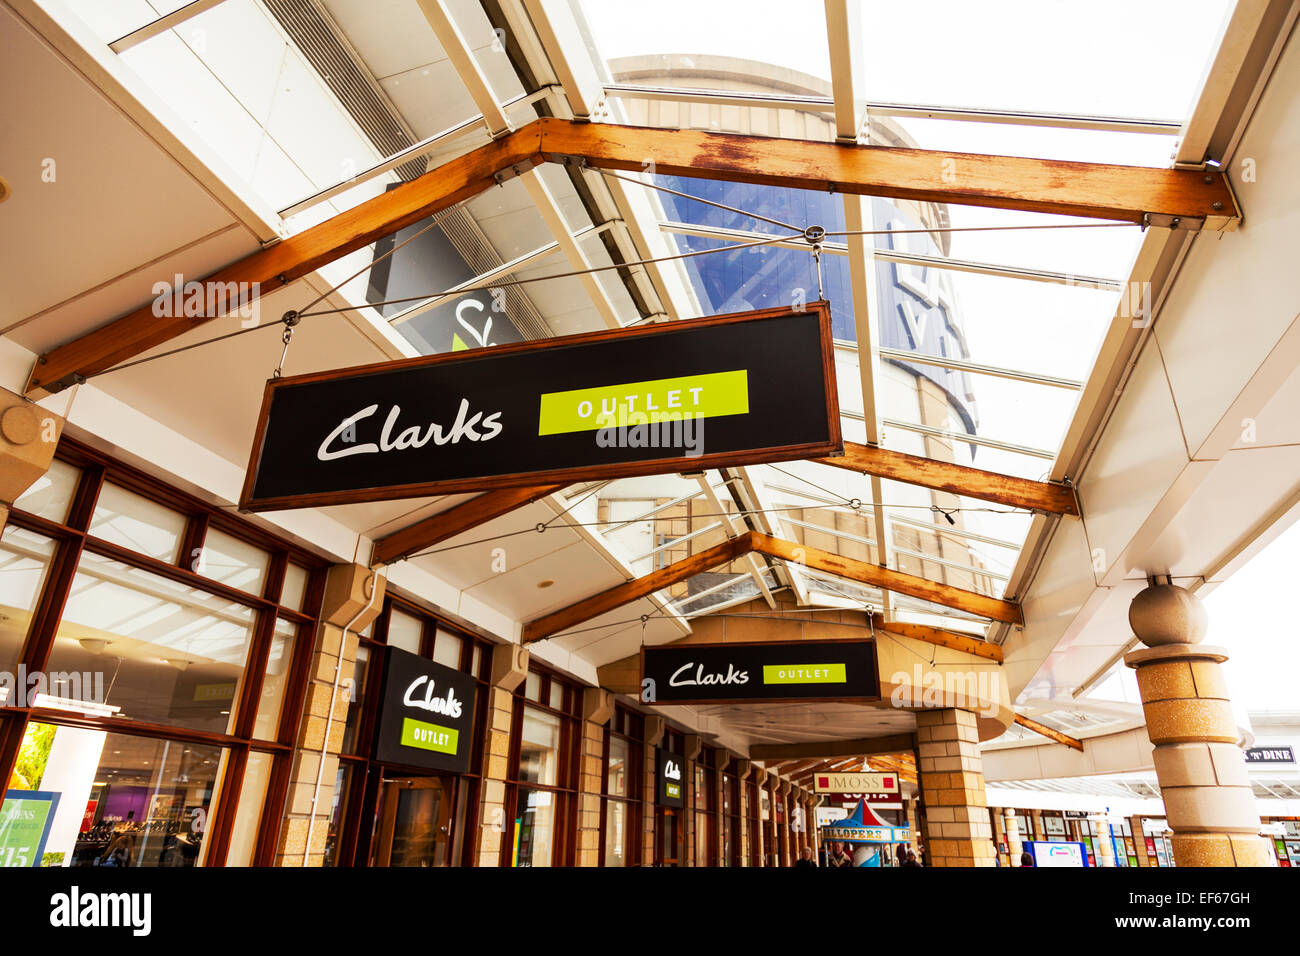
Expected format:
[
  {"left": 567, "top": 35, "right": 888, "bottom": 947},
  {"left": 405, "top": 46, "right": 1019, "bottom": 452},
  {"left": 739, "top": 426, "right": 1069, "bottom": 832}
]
[
  {"left": 370, "top": 776, "right": 452, "bottom": 867},
  {"left": 657, "top": 807, "right": 681, "bottom": 866}
]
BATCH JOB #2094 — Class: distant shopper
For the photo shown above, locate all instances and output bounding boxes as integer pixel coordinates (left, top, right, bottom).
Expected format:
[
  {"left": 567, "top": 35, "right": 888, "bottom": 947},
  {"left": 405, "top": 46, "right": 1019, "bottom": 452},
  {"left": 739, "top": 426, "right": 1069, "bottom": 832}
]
[
  {"left": 795, "top": 847, "right": 818, "bottom": 868},
  {"left": 1020, "top": 850, "right": 1035, "bottom": 867},
  {"left": 829, "top": 842, "right": 852, "bottom": 867},
  {"left": 895, "top": 842, "right": 908, "bottom": 866},
  {"left": 903, "top": 849, "right": 921, "bottom": 867}
]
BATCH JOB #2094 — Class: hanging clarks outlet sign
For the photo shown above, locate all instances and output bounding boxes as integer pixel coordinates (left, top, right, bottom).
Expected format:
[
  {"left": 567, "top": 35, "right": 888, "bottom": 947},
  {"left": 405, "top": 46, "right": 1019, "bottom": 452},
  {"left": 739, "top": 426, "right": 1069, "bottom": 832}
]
[
  {"left": 641, "top": 639, "right": 879, "bottom": 705},
  {"left": 239, "top": 303, "right": 840, "bottom": 511},
  {"left": 373, "top": 647, "right": 477, "bottom": 773}
]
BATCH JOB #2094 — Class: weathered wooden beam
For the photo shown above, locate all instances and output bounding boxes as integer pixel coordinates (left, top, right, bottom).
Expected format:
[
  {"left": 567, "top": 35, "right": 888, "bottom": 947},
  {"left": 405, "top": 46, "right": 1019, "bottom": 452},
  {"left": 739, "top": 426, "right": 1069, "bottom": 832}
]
[
  {"left": 873, "top": 615, "right": 1004, "bottom": 662},
  {"left": 750, "top": 732, "right": 917, "bottom": 762},
  {"left": 27, "top": 118, "right": 1238, "bottom": 397},
  {"left": 749, "top": 532, "right": 1023, "bottom": 625},
  {"left": 521, "top": 531, "right": 754, "bottom": 643},
  {"left": 372, "top": 483, "right": 565, "bottom": 566},
  {"left": 535, "top": 117, "right": 1238, "bottom": 226},
  {"left": 25, "top": 133, "right": 542, "bottom": 394},
  {"left": 819, "top": 441, "right": 1079, "bottom": 515},
  {"left": 1014, "top": 713, "right": 1085, "bottom": 752}
]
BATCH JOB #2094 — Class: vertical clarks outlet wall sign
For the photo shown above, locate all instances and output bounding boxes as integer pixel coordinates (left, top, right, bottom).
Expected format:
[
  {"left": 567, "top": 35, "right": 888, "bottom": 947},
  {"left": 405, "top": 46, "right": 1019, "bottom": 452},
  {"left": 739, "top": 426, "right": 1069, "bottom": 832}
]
[
  {"left": 239, "top": 303, "right": 840, "bottom": 511},
  {"left": 641, "top": 640, "right": 880, "bottom": 704},
  {"left": 657, "top": 748, "right": 685, "bottom": 807},
  {"left": 373, "top": 647, "right": 477, "bottom": 773}
]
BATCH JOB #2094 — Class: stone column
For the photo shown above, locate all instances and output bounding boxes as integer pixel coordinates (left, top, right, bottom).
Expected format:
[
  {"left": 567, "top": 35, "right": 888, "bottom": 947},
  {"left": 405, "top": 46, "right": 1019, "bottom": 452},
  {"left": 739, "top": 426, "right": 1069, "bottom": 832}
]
[
  {"left": 278, "top": 564, "right": 385, "bottom": 865},
  {"left": 1029, "top": 808, "right": 1044, "bottom": 841},
  {"left": 915, "top": 708, "right": 996, "bottom": 867},
  {"left": 714, "top": 751, "right": 729, "bottom": 864},
  {"left": 1093, "top": 813, "right": 1115, "bottom": 867},
  {"left": 1129, "top": 815, "right": 1148, "bottom": 867},
  {"left": 576, "top": 687, "right": 613, "bottom": 867},
  {"left": 1125, "top": 582, "right": 1271, "bottom": 867},
  {"left": 477, "top": 643, "right": 528, "bottom": 867},
  {"left": 0, "top": 390, "right": 63, "bottom": 533},
  {"left": 777, "top": 778, "right": 792, "bottom": 867},
  {"left": 766, "top": 770, "right": 779, "bottom": 865},
  {"left": 990, "top": 807, "right": 1005, "bottom": 865},
  {"left": 643, "top": 716, "right": 664, "bottom": 865},
  {"left": 1003, "top": 808, "right": 1023, "bottom": 862},
  {"left": 734, "top": 758, "right": 751, "bottom": 866},
  {"left": 907, "top": 796, "right": 922, "bottom": 856},
  {"left": 684, "top": 733, "right": 702, "bottom": 866}
]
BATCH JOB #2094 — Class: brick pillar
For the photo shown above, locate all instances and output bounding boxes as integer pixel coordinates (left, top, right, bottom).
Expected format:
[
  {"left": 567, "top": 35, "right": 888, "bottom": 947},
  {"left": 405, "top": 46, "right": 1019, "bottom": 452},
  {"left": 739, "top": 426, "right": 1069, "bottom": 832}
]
[
  {"left": 277, "top": 564, "right": 385, "bottom": 866},
  {"left": 1129, "top": 815, "right": 1148, "bottom": 866},
  {"left": 643, "top": 716, "right": 664, "bottom": 865},
  {"left": 0, "top": 390, "right": 63, "bottom": 533},
  {"left": 577, "top": 688, "right": 613, "bottom": 867},
  {"left": 766, "top": 771, "right": 779, "bottom": 865},
  {"left": 684, "top": 734, "right": 702, "bottom": 866},
  {"left": 477, "top": 643, "right": 528, "bottom": 867},
  {"left": 1125, "top": 583, "right": 1271, "bottom": 867},
  {"left": 1029, "top": 808, "right": 1043, "bottom": 841},
  {"left": 915, "top": 708, "right": 996, "bottom": 867},
  {"left": 753, "top": 773, "right": 767, "bottom": 867},
  {"left": 714, "top": 751, "right": 729, "bottom": 864},
  {"left": 990, "top": 807, "right": 1005, "bottom": 865},
  {"left": 777, "top": 778, "right": 792, "bottom": 867},
  {"left": 906, "top": 796, "right": 921, "bottom": 856},
  {"left": 1003, "top": 807, "right": 1023, "bottom": 863},
  {"left": 734, "top": 758, "right": 751, "bottom": 866}
]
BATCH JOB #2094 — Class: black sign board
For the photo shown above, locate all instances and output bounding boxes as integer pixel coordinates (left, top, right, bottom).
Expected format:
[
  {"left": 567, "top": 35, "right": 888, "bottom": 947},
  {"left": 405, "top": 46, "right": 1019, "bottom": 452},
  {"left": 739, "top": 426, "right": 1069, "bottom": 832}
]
[
  {"left": 240, "top": 303, "right": 840, "bottom": 511},
  {"left": 1245, "top": 746, "right": 1295, "bottom": 764},
  {"left": 641, "top": 639, "right": 879, "bottom": 705},
  {"left": 657, "top": 748, "right": 685, "bottom": 807},
  {"left": 372, "top": 647, "right": 477, "bottom": 773}
]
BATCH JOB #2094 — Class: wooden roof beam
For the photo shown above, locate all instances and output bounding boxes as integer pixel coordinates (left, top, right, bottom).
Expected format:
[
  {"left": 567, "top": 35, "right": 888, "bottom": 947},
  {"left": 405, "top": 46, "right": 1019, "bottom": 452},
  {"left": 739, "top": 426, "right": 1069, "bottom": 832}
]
[
  {"left": 372, "top": 483, "right": 565, "bottom": 566},
  {"left": 1014, "top": 713, "right": 1085, "bottom": 752},
  {"left": 819, "top": 441, "right": 1079, "bottom": 516},
  {"left": 749, "top": 532, "right": 1023, "bottom": 625},
  {"left": 26, "top": 119, "right": 1238, "bottom": 396},
  {"left": 521, "top": 531, "right": 755, "bottom": 643},
  {"left": 873, "top": 615, "right": 1004, "bottom": 662}
]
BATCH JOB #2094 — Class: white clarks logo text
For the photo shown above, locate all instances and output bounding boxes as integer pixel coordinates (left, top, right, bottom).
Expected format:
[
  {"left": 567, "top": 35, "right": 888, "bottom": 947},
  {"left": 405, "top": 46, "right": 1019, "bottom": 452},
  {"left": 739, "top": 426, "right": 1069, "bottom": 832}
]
[
  {"left": 317, "top": 399, "right": 503, "bottom": 461},
  {"left": 663, "top": 759, "right": 682, "bottom": 780},
  {"left": 50, "top": 887, "right": 151, "bottom": 937},
  {"left": 668, "top": 662, "right": 749, "bottom": 687},
  {"left": 403, "top": 675, "right": 463, "bottom": 719}
]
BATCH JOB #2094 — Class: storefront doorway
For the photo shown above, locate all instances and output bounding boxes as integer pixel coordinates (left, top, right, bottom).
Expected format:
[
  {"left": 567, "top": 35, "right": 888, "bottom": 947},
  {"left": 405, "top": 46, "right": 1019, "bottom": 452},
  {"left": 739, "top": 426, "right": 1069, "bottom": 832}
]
[
  {"left": 370, "top": 776, "right": 452, "bottom": 867},
  {"left": 657, "top": 807, "right": 681, "bottom": 866}
]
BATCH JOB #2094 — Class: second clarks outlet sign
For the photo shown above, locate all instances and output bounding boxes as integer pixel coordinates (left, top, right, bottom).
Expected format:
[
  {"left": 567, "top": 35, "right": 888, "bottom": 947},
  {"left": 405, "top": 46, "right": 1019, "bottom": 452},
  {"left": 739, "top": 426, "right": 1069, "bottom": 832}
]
[
  {"left": 641, "top": 639, "right": 879, "bottom": 704},
  {"left": 240, "top": 304, "right": 840, "bottom": 511},
  {"left": 657, "top": 748, "right": 686, "bottom": 808},
  {"left": 373, "top": 647, "right": 477, "bottom": 773}
]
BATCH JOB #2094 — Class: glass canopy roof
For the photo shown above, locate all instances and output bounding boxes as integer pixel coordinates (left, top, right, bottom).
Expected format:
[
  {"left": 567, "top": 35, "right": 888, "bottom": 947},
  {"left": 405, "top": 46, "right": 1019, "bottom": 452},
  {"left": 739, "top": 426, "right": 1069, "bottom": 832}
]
[{"left": 70, "top": 0, "right": 1240, "bottom": 658}]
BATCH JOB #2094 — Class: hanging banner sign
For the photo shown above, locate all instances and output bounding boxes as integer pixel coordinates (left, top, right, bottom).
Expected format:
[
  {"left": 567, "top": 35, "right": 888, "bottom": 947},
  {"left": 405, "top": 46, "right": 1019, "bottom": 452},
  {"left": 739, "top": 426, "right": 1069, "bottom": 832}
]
[
  {"left": 657, "top": 748, "right": 686, "bottom": 808},
  {"left": 814, "top": 771, "right": 900, "bottom": 807},
  {"left": 372, "top": 647, "right": 478, "bottom": 773},
  {"left": 240, "top": 303, "right": 840, "bottom": 511},
  {"left": 641, "top": 639, "right": 879, "bottom": 705}
]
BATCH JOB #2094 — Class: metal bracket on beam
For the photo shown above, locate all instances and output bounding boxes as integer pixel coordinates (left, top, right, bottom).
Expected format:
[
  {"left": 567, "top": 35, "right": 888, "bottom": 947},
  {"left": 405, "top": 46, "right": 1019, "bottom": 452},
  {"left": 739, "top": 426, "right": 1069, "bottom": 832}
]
[{"left": 491, "top": 160, "right": 539, "bottom": 187}]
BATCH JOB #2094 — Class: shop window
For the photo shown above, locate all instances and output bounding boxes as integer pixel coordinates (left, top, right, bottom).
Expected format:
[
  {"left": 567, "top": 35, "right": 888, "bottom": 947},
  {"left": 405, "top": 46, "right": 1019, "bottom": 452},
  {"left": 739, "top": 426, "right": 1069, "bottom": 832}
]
[
  {"left": 513, "top": 786, "right": 557, "bottom": 867},
  {"left": 252, "top": 619, "right": 297, "bottom": 740},
  {"left": 604, "top": 798, "right": 628, "bottom": 867},
  {"left": 322, "top": 763, "right": 352, "bottom": 867},
  {"left": 386, "top": 609, "right": 422, "bottom": 654},
  {"left": 198, "top": 528, "right": 269, "bottom": 596},
  {"left": 45, "top": 551, "right": 256, "bottom": 734},
  {"left": 432, "top": 628, "right": 461, "bottom": 669},
  {"left": 548, "top": 680, "right": 564, "bottom": 711},
  {"left": 280, "top": 563, "right": 309, "bottom": 612},
  {"left": 224, "top": 750, "right": 274, "bottom": 866},
  {"left": 524, "top": 671, "right": 542, "bottom": 703},
  {"left": 519, "top": 707, "right": 561, "bottom": 786},
  {"left": 7, "top": 723, "right": 221, "bottom": 867},
  {"left": 13, "top": 458, "right": 80, "bottom": 524},
  {"left": 470, "top": 644, "right": 483, "bottom": 679},
  {"left": 0, "top": 525, "right": 56, "bottom": 675},
  {"left": 89, "top": 483, "right": 187, "bottom": 564}
]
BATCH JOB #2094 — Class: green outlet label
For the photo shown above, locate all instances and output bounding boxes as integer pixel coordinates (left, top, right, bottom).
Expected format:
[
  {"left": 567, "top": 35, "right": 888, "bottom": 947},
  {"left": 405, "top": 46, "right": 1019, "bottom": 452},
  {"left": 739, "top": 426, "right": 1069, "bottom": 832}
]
[
  {"left": 537, "top": 370, "right": 749, "bottom": 435},
  {"left": 761, "top": 664, "right": 847, "bottom": 685},
  {"left": 400, "top": 717, "right": 459, "bottom": 755}
]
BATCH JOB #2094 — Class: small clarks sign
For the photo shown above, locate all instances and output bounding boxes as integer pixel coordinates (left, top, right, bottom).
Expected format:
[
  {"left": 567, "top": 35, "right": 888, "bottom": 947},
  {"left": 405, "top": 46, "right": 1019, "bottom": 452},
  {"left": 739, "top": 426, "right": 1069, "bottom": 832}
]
[
  {"left": 657, "top": 748, "right": 685, "bottom": 807},
  {"left": 373, "top": 647, "right": 477, "bottom": 773},
  {"left": 239, "top": 304, "right": 840, "bottom": 511},
  {"left": 814, "top": 772, "right": 898, "bottom": 795},
  {"left": 641, "top": 639, "right": 879, "bottom": 705}
]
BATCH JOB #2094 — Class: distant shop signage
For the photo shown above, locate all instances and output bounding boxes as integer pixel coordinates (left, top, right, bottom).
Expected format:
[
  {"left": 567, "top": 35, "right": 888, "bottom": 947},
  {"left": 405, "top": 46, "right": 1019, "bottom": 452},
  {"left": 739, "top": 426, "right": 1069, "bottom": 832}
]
[
  {"left": 823, "top": 825, "right": 893, "bottom": 843},
  {"left": 372, "top": 647, "right": 477, "bottom": 773},
  {"left": 657, "top": 748, "right": 685, "bottom": 808},
  {"left": 240, "top": 304, "right": 840, "bottom": 511},
  {"left": 1063, "top": 810, "right": 1090, "bottom": 819},
  {"left": 1246, "top": 746, "right": 1295, "bottom": 764},
  {"left": 813, "top": 772, "right": 900, "bottom": 807},
  {"left": 641, "top": 639, "right": 879, "bottom": 705},
  {"left": 0, "top": 791, "right": 60, "bottom": 867}
]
